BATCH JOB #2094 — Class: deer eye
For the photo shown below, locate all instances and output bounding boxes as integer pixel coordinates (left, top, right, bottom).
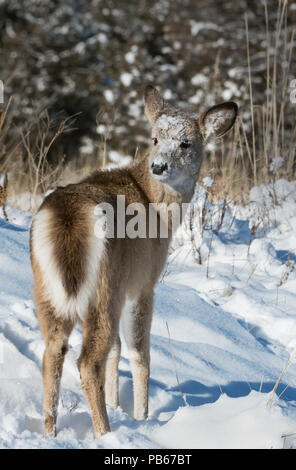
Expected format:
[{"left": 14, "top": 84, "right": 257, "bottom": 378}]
[
  {"left": 180, "top": 141, "right": 191, "bottom": 149},
  {"left": 152, "top": 138, "right": 158, "bottom": 146}
]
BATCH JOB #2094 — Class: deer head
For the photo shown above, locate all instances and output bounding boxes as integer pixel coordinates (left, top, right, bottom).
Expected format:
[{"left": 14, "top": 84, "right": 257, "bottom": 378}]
[{"left": 144, "top": 85, "right": 238, "bottom": 194}]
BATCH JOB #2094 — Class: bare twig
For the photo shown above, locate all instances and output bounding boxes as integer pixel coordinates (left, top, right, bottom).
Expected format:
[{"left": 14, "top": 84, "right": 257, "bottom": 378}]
[
  {"left": 267, "top": 347, "right": 296, "bottom": 407},
  {"left": 166, "top": 321, "right": 189, "bottom": 407}
]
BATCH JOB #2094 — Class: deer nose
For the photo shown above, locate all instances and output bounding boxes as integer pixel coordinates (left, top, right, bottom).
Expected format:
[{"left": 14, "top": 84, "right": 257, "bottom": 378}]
[{"left": 151, "top": 162, "right": 168, "bottom": 175}]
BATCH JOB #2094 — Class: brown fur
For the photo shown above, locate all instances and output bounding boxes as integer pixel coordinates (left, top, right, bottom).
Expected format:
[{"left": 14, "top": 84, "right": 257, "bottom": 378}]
[{"left": 30, "top": 86, "right": 238, "bottom": 438}]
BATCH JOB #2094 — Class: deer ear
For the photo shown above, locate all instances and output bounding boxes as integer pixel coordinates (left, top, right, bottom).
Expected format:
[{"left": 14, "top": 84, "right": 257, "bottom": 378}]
[
  {"left": 144, "top": 85, "right": 164, "bottom": 124},
  {"left": 199, "top": 102, "right": 238, "bottom": 140}
]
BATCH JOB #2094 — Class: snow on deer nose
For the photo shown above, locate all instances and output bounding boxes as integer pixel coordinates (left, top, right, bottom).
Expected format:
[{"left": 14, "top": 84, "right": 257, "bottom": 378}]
[{"left": 150, "top": 137, "right": 179, "bottom": 175}]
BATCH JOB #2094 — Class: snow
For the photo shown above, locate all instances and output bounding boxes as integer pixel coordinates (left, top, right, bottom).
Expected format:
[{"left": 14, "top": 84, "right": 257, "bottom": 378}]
[
  {"left": 191, "top": 73, "right": 208, "bottom": 87},
  {"left": 155, "top": 114, "right": 186, "bottom": 136},
  {"left": 103, "top": 89, "right": 115, "bottom": 104},
  {"left": 125, "top": 47, "right": 137, "bottom": 64},
  {"left": 96, "top": 124, "right": 107, "bottom": 134},
  {"left": 155, "top": 392, "right": 295, "bottom": 449},
  {"left": 80, "top": 136, "right": 94, "bottom": 155},
  {"left": 120, "top": 73, "right": 133, "bottom": 87},
  {"left": 202, "top": 176, "right": 214, "bottom": 188},
  {"left": 269, "top": 156, "right": 284, "bottom": 174},
  {"left": 106, "top": 151, "right": 132, "bottom": 169},
  {"left": 163, "top": 89, "right": 173, "bottom": 100},
  {"left": 189, "top": 21, "right": 220, "bottom": 36},
  {"left": 156, "top": 390, "right": 294, "bottom": 449},
  {"left": 1, "top": 179, "right": 296, "bottom": 449}
]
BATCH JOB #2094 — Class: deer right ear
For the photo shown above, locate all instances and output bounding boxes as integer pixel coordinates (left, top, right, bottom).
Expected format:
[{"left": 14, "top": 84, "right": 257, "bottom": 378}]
[
  {"left": 144, "top": 85, "right": 164, "bottom": 124},
  {"left": 199, "top": 102, "right": 238, "bottom": 141}
]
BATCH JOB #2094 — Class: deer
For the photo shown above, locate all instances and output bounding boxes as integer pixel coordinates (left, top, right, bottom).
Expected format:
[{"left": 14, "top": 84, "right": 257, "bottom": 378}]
[{"left": 30, "top": 85, "right": 238, "bottom": 438}]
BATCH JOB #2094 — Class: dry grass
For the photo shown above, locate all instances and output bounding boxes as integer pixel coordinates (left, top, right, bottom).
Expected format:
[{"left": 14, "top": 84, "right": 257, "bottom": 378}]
[
  {"left": 200, "top": 0, "right": 295, "bottom": 204},
  {"left": 267, "top": 347, "right": 296, "bottom": 408},
  {"left": 0, "top": 1, "right": 295, "bottom": 212},
  {"left": 0, "top": 103, "right": 78, "bottom": 212},
  {"left": 0, "top": 171, "right": 8, "bottom": 221}
]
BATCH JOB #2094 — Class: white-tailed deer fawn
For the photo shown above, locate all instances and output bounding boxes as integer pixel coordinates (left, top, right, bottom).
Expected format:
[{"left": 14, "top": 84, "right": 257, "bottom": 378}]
[{"left": 30, "top": 85, "right": 237, "bottom": 438}]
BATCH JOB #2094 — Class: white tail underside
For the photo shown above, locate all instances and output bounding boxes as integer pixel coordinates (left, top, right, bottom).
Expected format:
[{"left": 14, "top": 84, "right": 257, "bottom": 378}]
[{"left": 32, "top": 208, "right": 105, "bottom": 321}]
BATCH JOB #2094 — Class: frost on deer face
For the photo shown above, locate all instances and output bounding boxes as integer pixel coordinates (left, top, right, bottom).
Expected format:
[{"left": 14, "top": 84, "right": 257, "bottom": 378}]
[
  {"left": 144, "top": 85, "right": 238, "bottom": 195},
  {"left": 149, "top": 112, "right": 204, "bottom": 192}
]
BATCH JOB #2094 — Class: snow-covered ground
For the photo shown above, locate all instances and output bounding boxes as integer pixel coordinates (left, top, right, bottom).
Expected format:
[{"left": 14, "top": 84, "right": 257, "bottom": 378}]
[{"left": 0, "top": 180, "right": 296, "bottom": 449}]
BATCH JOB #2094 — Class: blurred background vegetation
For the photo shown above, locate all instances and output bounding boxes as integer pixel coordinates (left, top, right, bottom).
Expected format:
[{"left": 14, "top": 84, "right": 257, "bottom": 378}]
[{"left": 0, "top": 0, "right": 295, "bottom": 210}]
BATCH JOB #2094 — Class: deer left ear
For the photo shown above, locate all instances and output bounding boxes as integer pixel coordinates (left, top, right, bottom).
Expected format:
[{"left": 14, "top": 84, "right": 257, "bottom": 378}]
[
  {"left": 199, "top": 102, "right": 238, "bottom": 140},
  {"left": 144, "top": 85, "right": 164, "bottom": 124}
]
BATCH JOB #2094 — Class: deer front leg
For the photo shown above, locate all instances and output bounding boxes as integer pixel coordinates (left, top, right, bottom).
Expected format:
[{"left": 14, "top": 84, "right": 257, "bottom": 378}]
[
  {"left": 105, "top": 335, "right": 121, "bottom": 409},
  {"left": 122, "top": 292, "right": 153, "bottom": 420}
]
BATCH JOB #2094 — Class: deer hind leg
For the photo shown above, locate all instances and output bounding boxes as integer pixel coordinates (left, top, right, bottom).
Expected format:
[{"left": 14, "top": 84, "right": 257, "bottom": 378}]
[
  {"left": 105, "top": 334, "right": 121, "bottom": 409},
  {"left": 122, "top": 291, "right": 153, "bottom": 421},
  {"left": 39, "top": 304, "right": 74, "bottom": 438},
  {"left": 78, "top": 301, "right": 121, "bottom": 438}
]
